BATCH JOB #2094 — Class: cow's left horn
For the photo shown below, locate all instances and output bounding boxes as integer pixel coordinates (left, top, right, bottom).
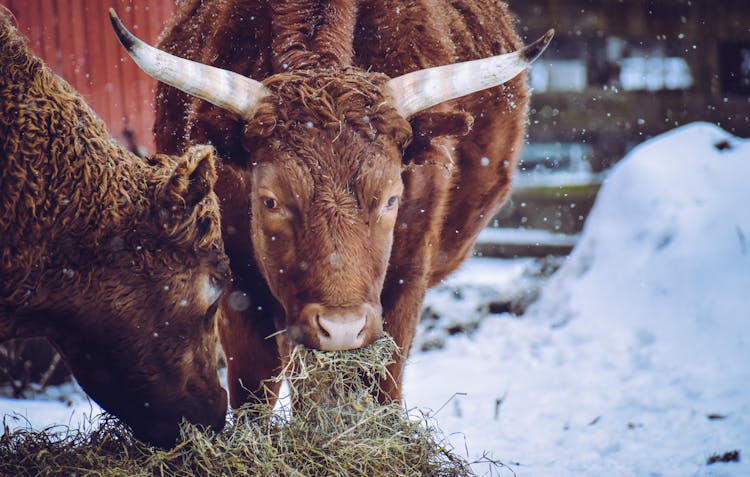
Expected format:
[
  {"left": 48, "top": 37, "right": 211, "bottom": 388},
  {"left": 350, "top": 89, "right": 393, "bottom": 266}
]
[
  {"left": 386, "top": 29, "right": 554, "bottom": 118},
  {"left": 109, "top": 9, "right": 270, "bottom": 120}
]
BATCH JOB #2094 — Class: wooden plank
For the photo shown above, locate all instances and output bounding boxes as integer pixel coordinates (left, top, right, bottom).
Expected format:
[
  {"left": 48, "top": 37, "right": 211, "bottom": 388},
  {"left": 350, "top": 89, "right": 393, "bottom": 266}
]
[
  {"left": 474, "top": 228, "right": 578, "bottom": 258},
  {"left": 119, "top": 0, "right": 143, "bottom": 150},
  {"left": 3, "top": 1, "right": 17, "bottom": 21},
  {"left": 9, "top": 2, "right": 28, "bottom": 51},
  {"left": 22, "top": 0, "right": 45, "bottom": 59},
  {"left": 130, "top": 0, "right": 156, "bottom": 153},
  {"left": 151, "top": 0, "right": 170, "bottom": 42},
  {"left": 86, "top": 0, "right": 112, "bottom": 132},
  {"left": 39, "top": 0, "right": 58, "bottom": 74},
  {"left": 78, "top": 1, "right": 100, "bottom": 108},
  {"left": 110, "top": 0, "right": 137, "bottom": 150},
  {"left": 67, "top": 0, "right": 89, "bottom": 96},
  {"left": 56, "top": 0, "right": 79, "bottom": 90},
  {"left": 100, "top": 0, "right": 126, "bottom": 139}
]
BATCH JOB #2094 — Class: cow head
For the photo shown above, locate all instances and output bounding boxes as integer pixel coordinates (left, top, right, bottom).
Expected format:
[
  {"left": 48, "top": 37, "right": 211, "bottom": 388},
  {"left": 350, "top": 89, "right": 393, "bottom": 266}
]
[
  {"left": 47, "top": 146, "right": 229, "bottom": 447},
  {"left": 238, "top": 70, "right": 411, "bottom": 351},
  {"left": 110, "top": 11, "right": 551, "bottom": 352}
]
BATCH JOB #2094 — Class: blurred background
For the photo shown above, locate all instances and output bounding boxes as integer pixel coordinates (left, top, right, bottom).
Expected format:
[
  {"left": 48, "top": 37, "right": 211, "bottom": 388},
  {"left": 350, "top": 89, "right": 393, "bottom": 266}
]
[
  {"left": 495, "top": 0, "right": 750, "bottom": 251},
  {"left": 2, "top": 0, "right": 749, "bottom": 393}
]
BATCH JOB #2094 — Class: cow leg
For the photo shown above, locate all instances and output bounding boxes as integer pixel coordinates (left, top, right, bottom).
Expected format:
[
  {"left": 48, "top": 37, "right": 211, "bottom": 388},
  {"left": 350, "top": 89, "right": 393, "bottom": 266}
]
[
  {"left": 379, "top": 161, "right": 452, "bottom": 402},
  {"left": 212, "top": 160, "right": 285, "bottom": 408},
  {"left": 218, "top": 290, "right": 283, "bottom": 409}
]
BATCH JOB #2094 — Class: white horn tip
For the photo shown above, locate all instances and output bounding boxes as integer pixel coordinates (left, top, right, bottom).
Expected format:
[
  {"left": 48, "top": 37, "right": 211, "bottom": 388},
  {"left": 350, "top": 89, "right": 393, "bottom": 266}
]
[
  {"left": 109, "top": 8, "right": 136, "bottom": 51},
  {"left": 521, "top": 29, "right": 555, "bottom": 64}
]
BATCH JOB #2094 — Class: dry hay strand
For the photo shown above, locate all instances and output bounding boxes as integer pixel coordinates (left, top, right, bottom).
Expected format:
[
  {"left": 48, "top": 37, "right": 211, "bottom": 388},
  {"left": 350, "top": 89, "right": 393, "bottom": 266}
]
[{"left": 0, "top": 336, "right": 486, "bottom": 476}]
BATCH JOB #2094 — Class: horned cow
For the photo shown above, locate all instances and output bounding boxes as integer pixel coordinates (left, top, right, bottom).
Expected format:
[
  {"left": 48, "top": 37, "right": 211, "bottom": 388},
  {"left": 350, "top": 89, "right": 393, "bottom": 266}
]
[
  {"left": 112, "top": 0, "right": 552, "bottom": 407},
  {"left": 0, "top": 11, "right": 229, "bottom": 447}
]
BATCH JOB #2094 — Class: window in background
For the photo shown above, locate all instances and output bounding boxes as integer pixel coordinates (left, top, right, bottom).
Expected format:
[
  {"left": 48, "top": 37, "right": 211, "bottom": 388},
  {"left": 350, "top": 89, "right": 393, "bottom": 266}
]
[
  {"left": 530, "top": 60, "right": 588, "bottom": 92},
  {"left": 620, "top": 56, "right": 693, "bottom": 91},
  {"left": 529, "top": 35, "right": 694, "bottom": 93},
  {"left": 720, "top": 41, "right": 750, "bottom": 95}
]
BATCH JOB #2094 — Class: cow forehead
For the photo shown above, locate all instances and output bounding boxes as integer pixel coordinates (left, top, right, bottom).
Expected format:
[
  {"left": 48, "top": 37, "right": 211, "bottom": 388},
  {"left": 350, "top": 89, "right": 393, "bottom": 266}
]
[
  {"left": 263, "top": 68, "right": 390, "bottom": 112},
  {"left": 252, "top": 68, "right": 413, "bottom": 150},
  {"left": 255, "top": 127, "right": 402, "bottom": 190}
]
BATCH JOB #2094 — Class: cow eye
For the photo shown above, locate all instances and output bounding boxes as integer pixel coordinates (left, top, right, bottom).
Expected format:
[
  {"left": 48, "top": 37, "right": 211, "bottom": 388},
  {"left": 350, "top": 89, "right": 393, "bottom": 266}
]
[
  {"left": 262, "top": 197, "right": 278, "bottom": 210},
  {"left": 385, "top": 196, "right": 399, "bottom": 209}
]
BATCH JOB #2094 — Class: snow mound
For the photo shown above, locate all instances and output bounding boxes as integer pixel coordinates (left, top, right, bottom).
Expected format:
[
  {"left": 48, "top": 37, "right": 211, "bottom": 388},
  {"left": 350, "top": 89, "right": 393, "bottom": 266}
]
[
  {"left": 518, "top": 121, "right": 750, "bottom": 474},
  {"left": 532, "top": 122, "right": 750, "bottom": 365}
]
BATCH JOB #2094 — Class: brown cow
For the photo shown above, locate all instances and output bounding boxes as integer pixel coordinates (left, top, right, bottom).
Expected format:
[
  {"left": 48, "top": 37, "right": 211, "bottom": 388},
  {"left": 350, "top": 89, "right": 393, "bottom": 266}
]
[
  {"left": 0, "top": 11, "right": 228, "bottom": 446},
  {"left": 111, "top": 1, "right": 551, "bottom": 407}
]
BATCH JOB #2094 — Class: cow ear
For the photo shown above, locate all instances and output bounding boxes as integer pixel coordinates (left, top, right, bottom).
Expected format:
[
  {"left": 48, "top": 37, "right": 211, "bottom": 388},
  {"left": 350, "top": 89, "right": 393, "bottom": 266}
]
[
  {"left": 161, "top": 145, "right": 218, "bottom": 208},
  {"left": 410, "top": 111, "right": 474, "bottom": 139},
  {"left": 404, "top": 111, "right": 474, "bottom": 164}
]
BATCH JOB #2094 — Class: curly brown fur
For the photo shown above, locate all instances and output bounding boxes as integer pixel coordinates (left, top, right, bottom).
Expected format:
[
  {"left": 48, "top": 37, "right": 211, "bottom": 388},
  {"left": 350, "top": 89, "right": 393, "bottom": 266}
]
[
  {"left": 270, "top": 0, "right": 358, "bottom": 70},
  {"left": 0, "top": 13, "right": 229, "bottom": 447},
  {"left": 244, "top": 68, "right": 411, "bottom": 148},
  {"left": 154, "top": 0, "right": 530, "bottom": 407}
]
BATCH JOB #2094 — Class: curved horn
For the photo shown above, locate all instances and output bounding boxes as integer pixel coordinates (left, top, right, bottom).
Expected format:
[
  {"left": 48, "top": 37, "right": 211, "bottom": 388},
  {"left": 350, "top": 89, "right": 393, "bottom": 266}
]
[
  {"left": 386, "top": 29, "right": 554, "bottom": 118},
  {"left": 109, "top": 9, "right": 269, "bottom": 120}
]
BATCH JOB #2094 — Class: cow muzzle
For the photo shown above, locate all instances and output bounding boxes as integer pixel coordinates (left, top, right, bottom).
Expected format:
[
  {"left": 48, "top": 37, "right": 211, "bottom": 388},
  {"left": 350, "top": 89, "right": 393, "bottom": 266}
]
[
  {"left": 296, "top": 303, "right": 383, "bottom": 351},
  {"left": 126, "top": 382, "right": 227, "bottom": 448}
]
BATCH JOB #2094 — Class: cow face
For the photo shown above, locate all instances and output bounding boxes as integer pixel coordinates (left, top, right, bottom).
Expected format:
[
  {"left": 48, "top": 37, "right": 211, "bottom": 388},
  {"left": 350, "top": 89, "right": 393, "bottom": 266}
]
[
  {"left": 238, "top": 71, "right": 412, "bottom": 352},
  {"left": 49, "top": 146, "right": 229, "bottom": 447}
]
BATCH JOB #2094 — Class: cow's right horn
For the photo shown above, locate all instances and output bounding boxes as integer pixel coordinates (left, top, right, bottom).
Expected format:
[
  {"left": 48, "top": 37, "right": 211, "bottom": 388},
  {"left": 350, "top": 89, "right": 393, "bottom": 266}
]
[
  {"left": 109, "top": 9, "right": 269, "bottom": 120},
  {"left": 386, "top": 29, "right": 554, "bottom": 118}
]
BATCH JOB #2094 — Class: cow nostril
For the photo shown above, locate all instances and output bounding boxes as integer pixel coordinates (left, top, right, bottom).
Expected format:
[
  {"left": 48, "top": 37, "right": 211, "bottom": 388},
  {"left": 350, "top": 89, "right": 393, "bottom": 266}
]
[
  {"left": 316, "top": 314, "right": 331, "bottom": 338},
  {"left": 302, "top": 303, "right": 380, "bottom": 351},
  {"left": 357, "top": 316, "right": 367, "bottom": 338}
]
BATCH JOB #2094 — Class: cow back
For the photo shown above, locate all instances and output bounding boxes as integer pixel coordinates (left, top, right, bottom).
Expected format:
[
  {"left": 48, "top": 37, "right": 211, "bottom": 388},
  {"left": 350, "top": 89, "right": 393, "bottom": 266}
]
[{"left": 154, "top": 0, "right": 524, "bottom": 159}]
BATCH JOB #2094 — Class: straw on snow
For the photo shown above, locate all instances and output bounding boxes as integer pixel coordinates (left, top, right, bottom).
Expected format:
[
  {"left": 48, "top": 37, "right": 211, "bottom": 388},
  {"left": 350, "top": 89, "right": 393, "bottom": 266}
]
[{"left": 0, "top": 336, "right": 481, "bottom": 476}]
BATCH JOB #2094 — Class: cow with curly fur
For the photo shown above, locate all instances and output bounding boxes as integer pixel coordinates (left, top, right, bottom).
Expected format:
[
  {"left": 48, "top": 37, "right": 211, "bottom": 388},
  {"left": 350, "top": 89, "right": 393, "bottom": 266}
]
[
  {"left": 111, "top": 0, "right": 552, "bottom": 407},
  {"left": 0, "top": 11, "right": 229, "bottom": 446}
]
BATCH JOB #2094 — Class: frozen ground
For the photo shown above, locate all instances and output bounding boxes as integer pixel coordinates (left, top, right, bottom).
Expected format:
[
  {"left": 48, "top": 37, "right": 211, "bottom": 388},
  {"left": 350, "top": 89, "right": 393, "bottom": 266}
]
[
  {"left": 1, "top": 123, "right": 748, "bottom": 476},
  {"left": 406, "top": 122, "right": 750, "bottom": 476},
  {"left": 0, "top": 382, "right": 103, "bottom": 437}
]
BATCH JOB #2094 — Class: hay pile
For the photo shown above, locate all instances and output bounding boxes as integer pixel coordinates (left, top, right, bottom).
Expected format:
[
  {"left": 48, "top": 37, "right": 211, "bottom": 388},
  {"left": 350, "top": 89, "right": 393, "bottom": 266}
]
[{"left": 0, "top": 336, "right": 485, "bottom": 476}]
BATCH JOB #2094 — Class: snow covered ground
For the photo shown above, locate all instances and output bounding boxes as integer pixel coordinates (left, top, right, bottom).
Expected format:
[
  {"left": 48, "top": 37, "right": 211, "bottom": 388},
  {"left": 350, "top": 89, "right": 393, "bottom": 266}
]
[
  {"left": 406, "top": 122, "right": 750, "bottom": 476},
  {"left": 1, "top": 122, "right": 748, "bottom": 476},
  {"left": 0, "top": 382, "right": 103, "bottom": 435}
]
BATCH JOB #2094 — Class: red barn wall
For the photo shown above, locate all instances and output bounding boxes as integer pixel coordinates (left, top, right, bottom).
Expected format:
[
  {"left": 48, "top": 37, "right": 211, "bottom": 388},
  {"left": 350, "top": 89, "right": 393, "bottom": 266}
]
[{"left": 4, "top": 0, "right": 177, "bottom": 155}]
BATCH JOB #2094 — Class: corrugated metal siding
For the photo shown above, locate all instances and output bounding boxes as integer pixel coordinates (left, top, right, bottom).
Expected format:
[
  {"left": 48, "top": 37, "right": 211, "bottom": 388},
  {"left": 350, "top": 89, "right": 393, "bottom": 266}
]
[{"left": 4, "top": 0, "right": 177, "bottom": 155}]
